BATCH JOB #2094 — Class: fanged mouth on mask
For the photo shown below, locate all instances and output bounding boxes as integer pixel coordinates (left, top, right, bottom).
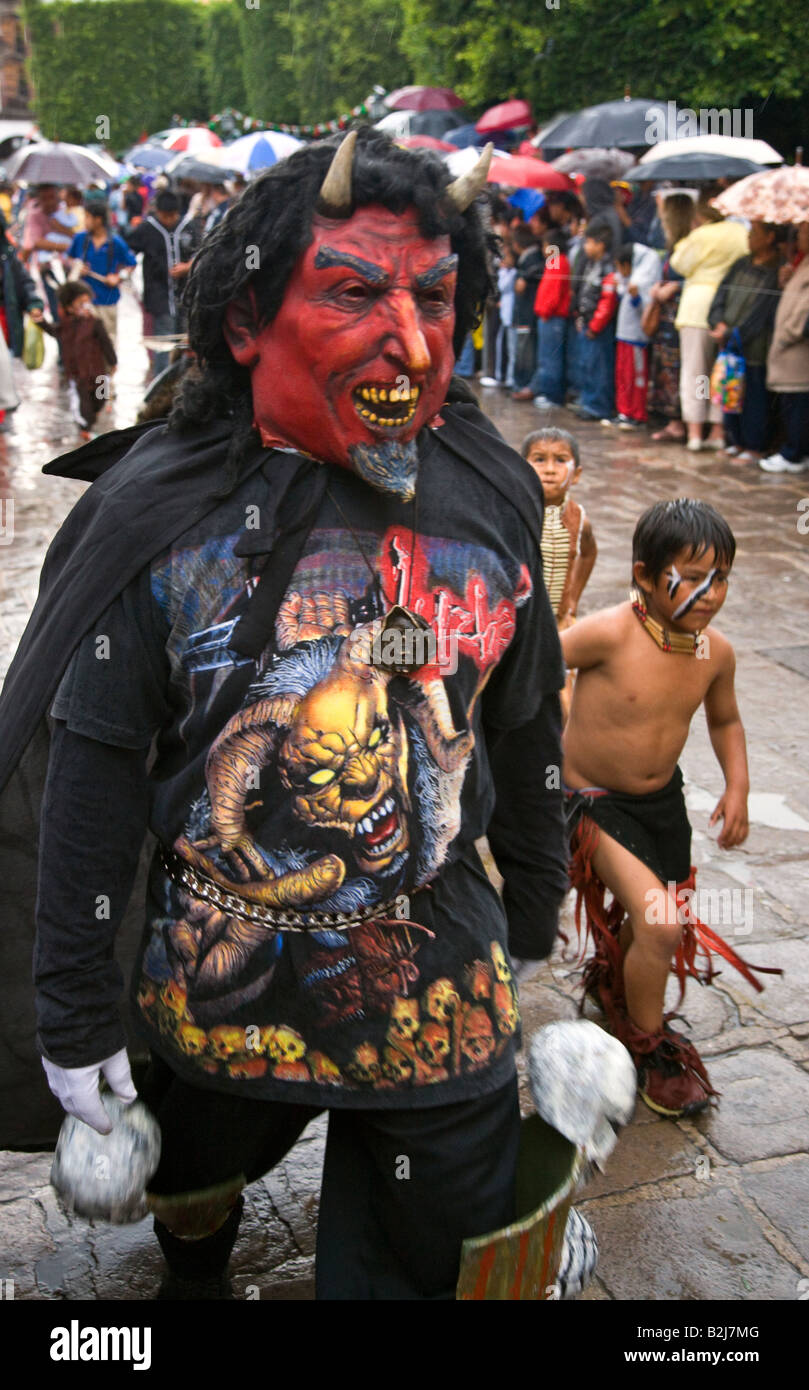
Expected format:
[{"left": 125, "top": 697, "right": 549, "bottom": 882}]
[{"left": 352, "top": 383, "right": 421, "bottom": 430}]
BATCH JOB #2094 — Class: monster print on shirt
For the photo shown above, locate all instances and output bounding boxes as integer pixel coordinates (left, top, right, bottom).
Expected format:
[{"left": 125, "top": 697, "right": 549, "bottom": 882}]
[{"left": 136, "top": 521, "right": 531, "bottom": 1097}]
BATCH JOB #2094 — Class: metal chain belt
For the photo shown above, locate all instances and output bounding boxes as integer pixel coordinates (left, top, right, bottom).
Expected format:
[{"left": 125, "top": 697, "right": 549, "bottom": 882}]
[{"left": 160, "top": 847, "right": 402, "bottom": 933}]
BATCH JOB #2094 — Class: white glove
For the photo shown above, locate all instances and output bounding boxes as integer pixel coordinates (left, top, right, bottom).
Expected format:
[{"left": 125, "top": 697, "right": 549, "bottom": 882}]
[{"left": 42, "top": 1048, "right": 137, "bottom": 1134}]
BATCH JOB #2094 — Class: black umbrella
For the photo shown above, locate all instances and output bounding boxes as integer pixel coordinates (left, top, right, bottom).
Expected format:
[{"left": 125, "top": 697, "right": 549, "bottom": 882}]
[
  {"left": 551, "top": 147, "right": 637, "bottom": 179},
  {"left": 409, "top": 109, "right": 468, "bottom": 139},
  {"left": 164, "top": 154, "right": 233, "bottom": 184},
  {"left": 537, "top": 99, "right": 679, "bottom": 154},
  {"left": 624, "top": 152, "right": 768, "bottom": 183}
]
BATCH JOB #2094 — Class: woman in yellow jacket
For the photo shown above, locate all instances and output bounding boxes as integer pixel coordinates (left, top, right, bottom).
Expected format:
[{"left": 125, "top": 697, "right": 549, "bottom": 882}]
[{"left": 670, "top": 201, "right": 749, "bottom": 451}]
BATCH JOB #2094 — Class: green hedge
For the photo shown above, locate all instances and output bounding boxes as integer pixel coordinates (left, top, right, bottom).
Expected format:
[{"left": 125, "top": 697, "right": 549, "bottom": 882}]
[
  {"left": 203, "top": 1, "right": 246, "bottom": 118},
  {"left": 23, "top": 0, "right": 411, "bottom": 147},
  {"left": 24, "top": 0, "right": 209, "bottom": 150}
]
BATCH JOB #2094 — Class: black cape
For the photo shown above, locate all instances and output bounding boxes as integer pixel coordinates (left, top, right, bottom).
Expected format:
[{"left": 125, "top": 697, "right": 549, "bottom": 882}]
[{"left": 0, "top": 399, "right": 547, "bottom": 1147}]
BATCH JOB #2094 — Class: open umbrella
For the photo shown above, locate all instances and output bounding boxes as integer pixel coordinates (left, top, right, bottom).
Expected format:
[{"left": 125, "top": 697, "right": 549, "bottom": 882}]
[
  {"left": 397, "top": 136, "right": 457, "bottom": 152},
  {"left": 162, "top": 127, "right": 222, "bottom": 153},
  {"left": 711, "top": 163, "right": 809, "bottom": 223},
  {"left": 488, "top": 153, "right": 573, "bottom": 191},
  {"left": 445, "top": 123, "right": 484, "bottom": 150},
  {"left": 122, "top": 143, "right": 174, "bottom": 171},
  {"left": 537, "top": 99, "right": 677, "bottom": 153},
  {"left": 625, "top": 152, "right": 766, "bottom": 183},
  {"left": 6, "top": 140, "right": 120, "bottom": 185},
  {"left": 639, "top": 134, "right": 782, "bottom": 167},
  {"left": 386, "top": 86, "right": 464, "bottom": 112},
  {"left": 376, "top": 109, "right": 466, "bottom": 141},
  {"left": 476, "top": 100, "right": 533, "bottom": 136},
  {"left": 551, "top": 147, "right": 636, "bottom": 180},
  {"left": 209, "top": 132, "right": 302, "bottom": 175},
  {"left": 164, "top": 154, "right": 233, "bottom": 184}
]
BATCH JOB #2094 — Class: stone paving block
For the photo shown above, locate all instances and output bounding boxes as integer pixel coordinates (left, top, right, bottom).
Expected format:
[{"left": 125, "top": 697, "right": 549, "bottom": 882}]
[
  {"left": 738, "top": 939, "right": 809, "bottom": 1027},
  {"left": 699, "top": 1024, "right": 780, "bottom": 1059},
  {"left": 248, "top": 1258, "right": 315, "bottom": 1300},
  {"left": 694, "top": 1048, "right": 809, "bottom": 1162},
  {"left": 252, "top": 1122, "right": 327, "bottom": 1266},
  {"left": 86, "top": 1218, "right": 163, "bottom": 1301},
  {"left": 663, "top": 977, "right": 735, "bottom": 1042},
  {"left": 581, "top": 1184, "right": 801, "bottom": 1300},
  {"left": 0, "top": 1151, "right": 51, "bottom": 1203},
  {"left": 584, "top": 1114, "right": 703, "bottom": 1199},
  {"left": 726, "top": 861, "right": 809, "bottom": 929},
  {"left": 34, "top": 1232, "right": 100, "bottom": 1301},
  {"left": 775, "top": 1035, "right": 809, "bottom": 1063},
  {"left": 2, "top": 1197, "right": 55, "bottom": 1274},
  {"left": 741, "top": 1158, "right": 809, "bottom": 1267}
]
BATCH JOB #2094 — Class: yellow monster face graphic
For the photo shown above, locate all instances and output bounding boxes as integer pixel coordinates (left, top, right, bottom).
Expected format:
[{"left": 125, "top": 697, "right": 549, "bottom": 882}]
[{"left": 278, "top": 660, "right": 410, "bottom": 875}]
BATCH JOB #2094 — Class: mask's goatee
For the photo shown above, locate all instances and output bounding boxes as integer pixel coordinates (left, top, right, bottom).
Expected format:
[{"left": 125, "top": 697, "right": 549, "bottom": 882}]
[{"left": 348, "top": 439, "right": 419, "bottom": 501}]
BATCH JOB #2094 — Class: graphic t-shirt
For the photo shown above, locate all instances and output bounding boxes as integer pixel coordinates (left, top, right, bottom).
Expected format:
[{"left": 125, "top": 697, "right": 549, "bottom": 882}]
[{"left": 47, "top": 431, "right": 566, "bottom": 1108}]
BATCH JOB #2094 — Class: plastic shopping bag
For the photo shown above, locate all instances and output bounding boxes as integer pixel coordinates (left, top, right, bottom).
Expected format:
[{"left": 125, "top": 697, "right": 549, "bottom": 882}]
[
  {"left": 710, "top": 328, "right": 745, "bottom": 414},
  {"left": 22, "top": 316, "right": 45, "bottom": 371}
]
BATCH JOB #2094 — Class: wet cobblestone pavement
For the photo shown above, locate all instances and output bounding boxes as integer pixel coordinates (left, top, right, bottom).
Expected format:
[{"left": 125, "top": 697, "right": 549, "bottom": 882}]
[{"left": 2, "top": 314, "right": 808, "bottom": 1300}]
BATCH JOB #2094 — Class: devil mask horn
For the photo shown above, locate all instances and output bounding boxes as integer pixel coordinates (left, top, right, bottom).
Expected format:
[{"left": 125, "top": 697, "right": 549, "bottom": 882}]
[
  {"left": 444, "top": 142, "right": 494, "bottom": 212},
  {"left": 317, "top": 130, "right": 358, "bottom": 216}
]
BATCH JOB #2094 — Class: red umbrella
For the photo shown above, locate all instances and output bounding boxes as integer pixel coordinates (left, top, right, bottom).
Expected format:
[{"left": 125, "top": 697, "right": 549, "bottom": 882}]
[
  {"left": 164, "top": 127, "right": 222, "bottom": 152},
  {"left": 476, "top": 100, "right": 533, "bottom": 135},
  {"left": 398, "top": 135, "right": 458, "bottom": 152},
  {"left": 386, "top": 86, "right": 464, "bottom": 112},
  {"left": 488, "top": 154, "right": 573, "bottom": 190}
]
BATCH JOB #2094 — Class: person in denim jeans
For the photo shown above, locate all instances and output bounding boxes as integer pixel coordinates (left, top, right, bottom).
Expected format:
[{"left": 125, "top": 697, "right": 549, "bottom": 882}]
[
  {"left": 571, "top": 220, "right": 618, "bottom": 423},
  {"left": 529, "top": 230, "right": 571, "bottom": 407},
  {"left": 495, "top": 243, "right": 518, "bottom": 387}
]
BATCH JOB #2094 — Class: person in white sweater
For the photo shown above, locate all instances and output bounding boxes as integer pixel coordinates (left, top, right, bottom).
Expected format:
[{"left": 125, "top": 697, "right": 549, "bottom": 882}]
[{"left": 613, "top": 241, "right": 663, "bottom": 427}]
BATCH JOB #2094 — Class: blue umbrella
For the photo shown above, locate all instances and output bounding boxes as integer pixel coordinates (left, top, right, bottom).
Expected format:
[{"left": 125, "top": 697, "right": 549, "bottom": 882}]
[
  {"left": 122, "top": 144, "right": 174, "bottom": 171},
  {"left": 446, "top": 124, "right": 484, "bottom": 149},
  {"left": 246, "top": 137, "right": 278, "bottom": 172},
  {"left": 508, "top": 188, "right": 546, "bottom": 219},
  {"left": 122, "top": 144, "right": 173, "bottom": 170}
]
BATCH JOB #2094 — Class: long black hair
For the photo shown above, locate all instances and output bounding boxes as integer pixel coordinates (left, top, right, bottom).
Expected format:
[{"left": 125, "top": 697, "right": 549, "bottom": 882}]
[{"left": 172, "top": 126, "right": 497, "bottom": 486}]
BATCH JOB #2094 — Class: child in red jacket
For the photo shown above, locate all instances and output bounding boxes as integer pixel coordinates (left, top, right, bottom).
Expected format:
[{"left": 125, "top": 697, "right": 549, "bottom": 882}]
[{"left": 529, "top": 229, "right": 572, "bottom": 408}]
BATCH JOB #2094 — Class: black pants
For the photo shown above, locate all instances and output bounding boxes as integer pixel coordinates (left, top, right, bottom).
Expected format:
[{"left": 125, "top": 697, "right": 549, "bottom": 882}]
[
  {"left": 778, "top": 390, "right": 809, "bottom": 462},
  {"left": 724, "top": 364, "right": 771, "bottom": 452},
  {"left": 140, "top": 1052, "right": 520, "bottom": 1300}
]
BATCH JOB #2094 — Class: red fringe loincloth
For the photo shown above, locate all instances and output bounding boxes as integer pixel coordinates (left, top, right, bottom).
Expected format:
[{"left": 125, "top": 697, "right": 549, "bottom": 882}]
[{"left": 568, "top": 814, "right": 781, "bottom": 1021}]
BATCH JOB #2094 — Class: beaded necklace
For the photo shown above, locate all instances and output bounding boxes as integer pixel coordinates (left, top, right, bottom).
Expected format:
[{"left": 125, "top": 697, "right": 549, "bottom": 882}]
[{"left": 630, "top": 588, "right": 699, "bottom": 655}]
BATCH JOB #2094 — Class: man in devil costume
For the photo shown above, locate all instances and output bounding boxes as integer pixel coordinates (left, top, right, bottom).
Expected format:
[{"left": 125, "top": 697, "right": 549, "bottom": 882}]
[{"left": 0, "top": 129, "right": 568, "bottom": 1298}]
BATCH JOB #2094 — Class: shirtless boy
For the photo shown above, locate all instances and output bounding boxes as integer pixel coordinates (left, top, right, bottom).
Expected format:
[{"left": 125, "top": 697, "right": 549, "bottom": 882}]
[{"left": 561, "top": 498, "right": 754, "bottom": 1117}]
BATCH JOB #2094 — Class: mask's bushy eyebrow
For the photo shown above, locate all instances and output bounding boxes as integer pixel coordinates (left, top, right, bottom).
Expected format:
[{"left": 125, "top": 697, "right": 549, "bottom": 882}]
[
  {"left": 314, "top": 246, "right": 388, "bottom": 285},
  {"left": 414, "top": 255, "right": 459, "bottom": 290}
]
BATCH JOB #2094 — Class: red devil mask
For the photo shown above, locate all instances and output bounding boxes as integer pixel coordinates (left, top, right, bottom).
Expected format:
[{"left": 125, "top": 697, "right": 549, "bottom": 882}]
[{"left": 224, "top": 134, "right": 493, "bottom": 500}]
